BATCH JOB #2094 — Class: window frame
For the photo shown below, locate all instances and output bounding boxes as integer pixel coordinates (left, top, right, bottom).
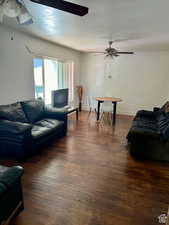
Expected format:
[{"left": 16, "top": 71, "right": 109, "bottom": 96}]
[{"left": 33, "top": 56, "right": 75, "bottom": 105}]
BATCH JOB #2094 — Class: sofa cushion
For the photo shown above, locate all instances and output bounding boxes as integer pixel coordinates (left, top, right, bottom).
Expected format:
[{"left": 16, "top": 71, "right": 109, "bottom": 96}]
[
  {"left": 32, "top": 119, "right": 64, "bottom": 139},
  {"left": 21, "top": 100, "right": 44, "bottom": 123},
  {"left": 0, "top": 102, "right": 28, "bottom": 123},
  {"left": 132, "top": 120, "right": 157, "bottom": 132},
  {"left": 31, "top": 125, "right": 52, "bottom": 140},
  {"left": 35, "top": 118, "right": 64, "bottom": 129},
  {"left": 129, "top": 126, "right": 160, "bottom": 138}
]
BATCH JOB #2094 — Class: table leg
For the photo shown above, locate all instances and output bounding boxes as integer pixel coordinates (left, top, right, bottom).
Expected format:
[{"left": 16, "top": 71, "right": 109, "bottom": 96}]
[
  {"left": 76, "top": 108, "right": 79, "bottom": 120},
  {"left": 112, "top": 102, "right": 117, "bottom": 125},
  {"left": 97, "top": 101, "right": 101, "bottom": 121}
]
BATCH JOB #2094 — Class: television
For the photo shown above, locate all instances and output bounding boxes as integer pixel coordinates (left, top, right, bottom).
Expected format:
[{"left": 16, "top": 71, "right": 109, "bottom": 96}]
[{"left": 51, "top": 88, "right": 69, "bottom": 108}]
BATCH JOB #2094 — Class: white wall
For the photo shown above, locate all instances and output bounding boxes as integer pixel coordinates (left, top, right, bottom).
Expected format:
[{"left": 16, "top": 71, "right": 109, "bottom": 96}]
[
  {"left": 1, "top": 24, "right": 169, "bottom": 115},
  {"left": 0, "top": 25, "right": 81, "bottom": 105},
  {"left": 80, "top": 52, "right": 169, "bottom": 115}
]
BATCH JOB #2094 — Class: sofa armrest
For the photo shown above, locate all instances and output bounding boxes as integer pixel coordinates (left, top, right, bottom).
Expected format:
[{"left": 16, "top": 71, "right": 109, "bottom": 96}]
[
  {"left": 0, "top": 165, "right": 24, "bottom": 224},
  {"left": 0, "top": 166, "right": 23, "bottom": 189},
  {"left": 127, "top": 127, "right": 161, "bottom": 140},
  {"left": 153, "top": 107, "right": 160, "bottom": 112},
  {"left": 44, "top": 107, "right": 67, "bottom": 121},
  {"left": 0, "top": 120, "right": 32, "bottom": 135}
]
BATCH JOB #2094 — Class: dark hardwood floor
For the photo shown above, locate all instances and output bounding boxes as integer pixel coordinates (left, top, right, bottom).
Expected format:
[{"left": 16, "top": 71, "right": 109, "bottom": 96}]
[{"left": 1, "top": 111, "right": 169, "bottom": 225}]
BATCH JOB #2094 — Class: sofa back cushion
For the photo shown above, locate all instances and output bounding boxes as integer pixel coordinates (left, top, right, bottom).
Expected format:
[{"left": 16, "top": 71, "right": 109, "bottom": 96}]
[
  {"left": 0, "top": 102, "right": 28, "bottom": 123},
  {"left": 157, "top": 111, "right": 169, "bottom": 140},
  {"left": 21, "top": 100, "right": 44, "bottom": 123}
]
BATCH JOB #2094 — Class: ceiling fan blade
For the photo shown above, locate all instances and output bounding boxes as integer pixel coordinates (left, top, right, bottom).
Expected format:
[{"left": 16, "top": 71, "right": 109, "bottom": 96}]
[
  {"left": 17, "top": 4, "right": 33, "bottom": 25},
  {"left": 116, "top": 51, "right": 134, "bottom": 54},
  {"left": 89, "top": 51, "right": 105, "bottom": 53},
  {"left": 30, "top": 0, "right": 89, "bottom": 16}
]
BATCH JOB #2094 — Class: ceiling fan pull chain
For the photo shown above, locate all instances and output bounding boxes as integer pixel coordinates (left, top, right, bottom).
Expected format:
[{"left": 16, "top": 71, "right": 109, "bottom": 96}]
[{"left": 0, "top": 6, "right": 4, "bottom": 23}]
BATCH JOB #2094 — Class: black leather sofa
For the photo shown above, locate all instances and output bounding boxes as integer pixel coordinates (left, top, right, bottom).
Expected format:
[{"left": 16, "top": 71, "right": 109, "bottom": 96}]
[
  {"left": 0, "top": 100, "right": 67, "bottom": 160},
  {"left": 127, "top": 102, "right": 169, "bottom": 162},
  {"left": 0, "top": 165, "right": 24, "bottom": 224}
]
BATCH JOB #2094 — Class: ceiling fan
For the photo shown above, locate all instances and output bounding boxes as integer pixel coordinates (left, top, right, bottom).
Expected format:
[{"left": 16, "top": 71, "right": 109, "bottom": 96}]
[
  {"left": 90, "top": 41, "right": 134, "bottom": 58},
  {"left": 0, "top": 0, "right": 88, "bottom": 25}
]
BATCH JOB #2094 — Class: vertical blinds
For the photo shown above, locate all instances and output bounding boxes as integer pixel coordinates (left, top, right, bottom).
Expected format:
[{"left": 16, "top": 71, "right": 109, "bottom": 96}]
[{"left": 58, "top": 61, "right": 74, "bottom": 102}]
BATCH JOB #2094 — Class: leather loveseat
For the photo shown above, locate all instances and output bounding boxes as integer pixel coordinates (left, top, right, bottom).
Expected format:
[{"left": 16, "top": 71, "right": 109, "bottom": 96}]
[
  {"left": 0, "top": 99, "right": 67, "bottom": 160},
  {"left": 0, "top": 165, "right": 24, "bottom": 224},
  {"left": 127, "top": 102, "right": 169, "bottom": 162}
]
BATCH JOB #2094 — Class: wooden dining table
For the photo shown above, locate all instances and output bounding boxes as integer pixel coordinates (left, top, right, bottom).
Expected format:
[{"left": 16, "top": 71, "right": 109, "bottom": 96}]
[{"left": 95, "top": 97, "right": 122, "bottom": 125}]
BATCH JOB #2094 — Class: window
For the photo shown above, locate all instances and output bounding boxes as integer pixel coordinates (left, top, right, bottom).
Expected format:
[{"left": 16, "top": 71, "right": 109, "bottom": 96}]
[
  {"left": 33, "top": 57, "right": 74, "bottom": 105},
  {"left": 33, "top": 58, "right": 44, "bottom": 99}
]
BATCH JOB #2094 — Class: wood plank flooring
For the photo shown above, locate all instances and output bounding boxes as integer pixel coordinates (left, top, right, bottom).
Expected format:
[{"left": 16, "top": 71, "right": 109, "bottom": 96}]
[{"left": 1, "top": 111, "right": 169, "bottom": 225}]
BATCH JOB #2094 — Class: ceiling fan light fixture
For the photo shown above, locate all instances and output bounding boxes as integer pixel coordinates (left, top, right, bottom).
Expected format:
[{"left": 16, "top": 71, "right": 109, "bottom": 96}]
[
  {"left": 3, "top": 0, "right": 21, "bottom": 17},
  {"left": 17, "top": 5, "right": 33, "bottom": 24},
  {"left": 105, "top": 54, "right": 114, "bottom": 60}
]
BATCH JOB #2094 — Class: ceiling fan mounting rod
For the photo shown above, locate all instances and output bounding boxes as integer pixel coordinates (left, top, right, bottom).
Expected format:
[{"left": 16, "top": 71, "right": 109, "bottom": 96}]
[{"left": 109, "top": 41, "right": 113, "bottom": 47}]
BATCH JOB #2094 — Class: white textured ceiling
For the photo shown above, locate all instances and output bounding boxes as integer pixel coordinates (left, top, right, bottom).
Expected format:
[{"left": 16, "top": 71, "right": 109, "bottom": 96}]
[{"left": 3, "top": 0, "right": 169, "bottom": 52}]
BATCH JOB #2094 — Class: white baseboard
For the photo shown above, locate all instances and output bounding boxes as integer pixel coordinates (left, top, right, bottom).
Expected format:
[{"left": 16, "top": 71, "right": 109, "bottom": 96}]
[{"left": 82, "top": 104, "right": 136, "bottom": 116}]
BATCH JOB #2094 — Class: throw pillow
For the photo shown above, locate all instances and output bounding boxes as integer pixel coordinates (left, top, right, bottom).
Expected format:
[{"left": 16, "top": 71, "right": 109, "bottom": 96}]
[
  {"left": 0, "top": 102, "right": 28, "bottom": 123},
  {"left": 21, "top": 99, "right": 44, "bottom": 123}
]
